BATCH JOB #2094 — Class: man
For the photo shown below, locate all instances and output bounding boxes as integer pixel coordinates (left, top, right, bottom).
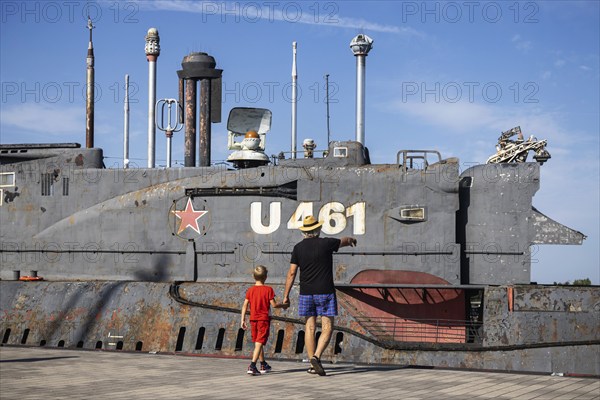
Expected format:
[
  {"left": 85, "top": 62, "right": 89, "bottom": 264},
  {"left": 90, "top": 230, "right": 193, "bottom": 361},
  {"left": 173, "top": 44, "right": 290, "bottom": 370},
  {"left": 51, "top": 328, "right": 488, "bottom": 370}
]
[{"left": 282, "top": 215, "right": 357, "bottom": 376}]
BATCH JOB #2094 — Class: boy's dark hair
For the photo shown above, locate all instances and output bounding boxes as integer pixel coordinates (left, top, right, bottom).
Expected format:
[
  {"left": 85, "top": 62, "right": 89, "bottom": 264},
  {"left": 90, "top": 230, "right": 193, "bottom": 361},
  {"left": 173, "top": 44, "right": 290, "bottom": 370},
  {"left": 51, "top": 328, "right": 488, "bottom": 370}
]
[{"left": 253, "top": 265, "right": 268, "bottom": 282}]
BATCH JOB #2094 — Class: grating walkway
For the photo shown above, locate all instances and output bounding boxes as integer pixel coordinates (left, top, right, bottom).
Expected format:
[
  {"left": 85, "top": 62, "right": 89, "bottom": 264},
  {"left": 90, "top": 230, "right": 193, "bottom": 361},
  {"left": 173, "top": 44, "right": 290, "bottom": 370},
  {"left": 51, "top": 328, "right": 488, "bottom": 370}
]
[{"left": 1, "top": 346, "right": 599, "bottom": 399}]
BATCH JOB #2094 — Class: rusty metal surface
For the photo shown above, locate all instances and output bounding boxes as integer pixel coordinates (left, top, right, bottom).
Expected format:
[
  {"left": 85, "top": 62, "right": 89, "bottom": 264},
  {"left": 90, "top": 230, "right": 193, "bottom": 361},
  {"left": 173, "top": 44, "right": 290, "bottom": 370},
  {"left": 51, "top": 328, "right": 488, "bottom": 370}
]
[
  {"left": 483, "top": 286, "right": 600, "bottom": 346},
  {"left": 1, "top": 281, "right": 598, "bottom": 375},
  {"left": 184, "top": 78, "right": 197, "bottom": 167},
  {"left": 199, "top": 79, "right": 211, "bottom": 167},
  {"left": 531, "top": 208, "right": 587, "bottom": 245},
  {"left": 513, "top": 285, "right": 600, "bottom": 312}
]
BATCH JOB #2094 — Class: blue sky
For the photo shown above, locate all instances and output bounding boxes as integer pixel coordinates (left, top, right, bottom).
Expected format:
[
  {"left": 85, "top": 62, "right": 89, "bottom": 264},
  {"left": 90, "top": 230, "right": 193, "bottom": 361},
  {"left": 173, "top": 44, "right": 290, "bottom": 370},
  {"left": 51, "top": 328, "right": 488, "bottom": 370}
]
[{"left": 1, "top": 1, "right": 598, "bottom": 284}]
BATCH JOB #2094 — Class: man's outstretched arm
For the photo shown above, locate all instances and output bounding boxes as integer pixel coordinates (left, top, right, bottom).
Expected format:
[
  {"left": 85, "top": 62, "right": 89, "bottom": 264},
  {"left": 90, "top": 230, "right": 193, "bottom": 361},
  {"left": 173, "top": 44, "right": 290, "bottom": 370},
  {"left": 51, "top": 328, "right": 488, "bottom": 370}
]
[{"left": 340, "top": 237, "right": 357, "bottom": 248}]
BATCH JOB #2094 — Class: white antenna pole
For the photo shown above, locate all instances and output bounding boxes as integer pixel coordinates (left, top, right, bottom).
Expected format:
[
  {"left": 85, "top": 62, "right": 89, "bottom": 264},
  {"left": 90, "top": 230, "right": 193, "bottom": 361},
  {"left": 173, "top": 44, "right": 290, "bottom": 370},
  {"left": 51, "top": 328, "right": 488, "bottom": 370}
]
[
  {"left": 291, "top": 41, "right": 297, "bottom": 159},
  {"left": 350, "top": 34, "right": 373, "bottom": 145},
  {"left": 123, "top": 74, "right": 130, "bottom": 169},
  {"left": 145, "top": 28, "right": 160, "bottom": 168}
]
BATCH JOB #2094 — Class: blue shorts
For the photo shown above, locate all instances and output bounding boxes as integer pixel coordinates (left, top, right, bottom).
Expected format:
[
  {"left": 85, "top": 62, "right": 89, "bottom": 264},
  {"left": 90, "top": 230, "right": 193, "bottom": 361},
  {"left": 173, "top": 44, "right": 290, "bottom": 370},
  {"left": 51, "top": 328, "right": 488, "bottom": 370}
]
[{"left": 298, "top": 293, "right": 338, "bottom": 317}]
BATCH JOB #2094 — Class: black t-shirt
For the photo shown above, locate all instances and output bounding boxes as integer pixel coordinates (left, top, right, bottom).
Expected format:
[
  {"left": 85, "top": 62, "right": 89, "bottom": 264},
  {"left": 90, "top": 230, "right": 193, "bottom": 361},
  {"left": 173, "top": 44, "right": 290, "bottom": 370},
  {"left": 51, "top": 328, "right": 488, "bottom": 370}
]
[{"left": 290, "top": 237, "right": 341, "bottom": 295}]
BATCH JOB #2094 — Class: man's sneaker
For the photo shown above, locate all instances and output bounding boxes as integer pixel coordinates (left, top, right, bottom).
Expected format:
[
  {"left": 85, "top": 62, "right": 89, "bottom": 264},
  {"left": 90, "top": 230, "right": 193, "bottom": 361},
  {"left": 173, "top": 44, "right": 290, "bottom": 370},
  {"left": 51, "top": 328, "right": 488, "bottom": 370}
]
[
  {"left": 310, "top": 356, "right": 326, "bottom": 376},
  {"left": 247, "top": 364, "right": 259, "bottom": 376},
  {"left": 259, "top": 362, "right": 272, "bottom": 374}
]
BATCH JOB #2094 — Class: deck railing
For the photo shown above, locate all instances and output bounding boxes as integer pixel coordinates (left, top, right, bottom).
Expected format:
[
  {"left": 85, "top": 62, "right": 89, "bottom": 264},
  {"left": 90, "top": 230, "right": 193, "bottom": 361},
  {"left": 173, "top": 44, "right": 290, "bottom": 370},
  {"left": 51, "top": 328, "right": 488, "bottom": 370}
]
[{"left": 354, "top": 317, "right": 483, "bottom": 344}]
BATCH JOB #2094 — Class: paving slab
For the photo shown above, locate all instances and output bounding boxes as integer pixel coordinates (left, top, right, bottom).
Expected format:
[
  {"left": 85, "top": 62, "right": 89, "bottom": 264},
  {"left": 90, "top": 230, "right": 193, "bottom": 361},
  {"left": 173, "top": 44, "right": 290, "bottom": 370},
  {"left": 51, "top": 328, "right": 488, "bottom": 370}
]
[{"left": 0, "top": 346, "right": 598, "bottom": 400}]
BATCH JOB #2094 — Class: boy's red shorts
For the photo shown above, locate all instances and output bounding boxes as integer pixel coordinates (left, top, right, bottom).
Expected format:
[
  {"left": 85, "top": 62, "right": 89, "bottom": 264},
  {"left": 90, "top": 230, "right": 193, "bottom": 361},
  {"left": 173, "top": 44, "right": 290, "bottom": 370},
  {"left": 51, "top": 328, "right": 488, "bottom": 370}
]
[{"left": 250, "top": 320, "right": 270, "bottom": 345}]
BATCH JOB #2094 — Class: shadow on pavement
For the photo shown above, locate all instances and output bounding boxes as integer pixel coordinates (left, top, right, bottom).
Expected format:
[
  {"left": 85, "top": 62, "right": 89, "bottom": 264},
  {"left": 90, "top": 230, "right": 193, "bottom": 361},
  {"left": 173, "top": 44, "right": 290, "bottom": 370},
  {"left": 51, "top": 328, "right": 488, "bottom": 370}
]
[
  {"left": 0, "top": 356, "right": 80, "bottom": 363},
  {"left": 258, "top": 364, "right": 411, "bottom": 376}
]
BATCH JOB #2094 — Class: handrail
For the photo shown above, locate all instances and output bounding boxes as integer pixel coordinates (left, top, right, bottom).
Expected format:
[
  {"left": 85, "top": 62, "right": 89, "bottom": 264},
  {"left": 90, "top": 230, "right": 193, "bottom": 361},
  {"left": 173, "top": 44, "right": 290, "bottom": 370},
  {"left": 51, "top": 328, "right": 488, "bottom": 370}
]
[{"left": 396, "top": 149, "right": 442, "bottom": 172}]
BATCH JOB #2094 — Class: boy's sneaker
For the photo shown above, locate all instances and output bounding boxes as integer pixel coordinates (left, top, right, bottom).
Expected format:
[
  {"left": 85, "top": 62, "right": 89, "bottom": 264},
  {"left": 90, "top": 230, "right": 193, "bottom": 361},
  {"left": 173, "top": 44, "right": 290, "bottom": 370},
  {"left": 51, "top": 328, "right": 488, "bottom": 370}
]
[
  {"left": 259, "top": 362, "right": 272, "bottom": 374},
  {"left": 247, "top": 364, "right": 259, "bottom": 376}
]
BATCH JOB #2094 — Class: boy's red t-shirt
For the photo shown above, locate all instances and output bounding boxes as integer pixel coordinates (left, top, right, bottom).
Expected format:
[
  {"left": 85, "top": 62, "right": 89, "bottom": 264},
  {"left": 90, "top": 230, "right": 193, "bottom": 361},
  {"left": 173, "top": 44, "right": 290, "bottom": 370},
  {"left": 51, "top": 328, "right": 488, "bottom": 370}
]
[{"left": 245, "top": 285, "right": 275, "bottom": 321}]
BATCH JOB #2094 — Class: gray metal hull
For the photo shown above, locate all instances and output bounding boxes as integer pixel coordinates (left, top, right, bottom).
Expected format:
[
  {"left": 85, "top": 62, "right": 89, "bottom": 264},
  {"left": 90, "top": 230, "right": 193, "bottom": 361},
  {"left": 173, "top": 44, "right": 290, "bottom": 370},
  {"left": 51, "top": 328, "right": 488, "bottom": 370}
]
[{"left": 1, "top": 281, "right": 598, "bottom": 375}]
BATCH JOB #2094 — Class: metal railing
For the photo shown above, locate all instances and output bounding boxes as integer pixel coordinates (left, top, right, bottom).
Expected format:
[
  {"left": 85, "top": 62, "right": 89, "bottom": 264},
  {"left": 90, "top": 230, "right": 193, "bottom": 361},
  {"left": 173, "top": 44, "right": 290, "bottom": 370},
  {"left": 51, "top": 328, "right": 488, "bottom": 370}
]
[{"left": 354, "top": 317, "right": 483, "bottom": 345}]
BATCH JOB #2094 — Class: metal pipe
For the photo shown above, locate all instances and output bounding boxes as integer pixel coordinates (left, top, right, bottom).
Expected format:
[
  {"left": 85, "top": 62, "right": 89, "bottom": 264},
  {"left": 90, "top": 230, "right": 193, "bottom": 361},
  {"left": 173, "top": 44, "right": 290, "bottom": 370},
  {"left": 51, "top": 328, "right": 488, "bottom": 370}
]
[
  {"left": 177, "top": 52, "right": 222, "bottom": 167},
  {"left": 166, "top": 130, "right": 172, "bottom": 168},
  {"left": 355, "top": 55, "right": 365, "bottom": 145},
  {"left": 85, "top": 17, "right": 95, "bottom": 148},
  {"left": 184, "top": 79, "right": 197, "bottom": 167},
  {"left": 291, "top": 41, "right": 297, "bottom": 159},
  {"left": 350, "top": 34, "right": 373, "bottom": 146},
  {"left": 145, "top": 28, "right": 160, "bottom": 168},
  {"left": 147, "top": 60, "right": 157, "bottom": 167},
  {"left": 325, "top": 74, "right": 330, "bottom": 146},
  {"left": 199, "top": 79, "right": 211, "bottom": 167},
  {"left": 178, "top": 79, "right": 185, "bottom": 124},
  {"left": 123, "top": 74, "right": 130, "bottom": 169}
]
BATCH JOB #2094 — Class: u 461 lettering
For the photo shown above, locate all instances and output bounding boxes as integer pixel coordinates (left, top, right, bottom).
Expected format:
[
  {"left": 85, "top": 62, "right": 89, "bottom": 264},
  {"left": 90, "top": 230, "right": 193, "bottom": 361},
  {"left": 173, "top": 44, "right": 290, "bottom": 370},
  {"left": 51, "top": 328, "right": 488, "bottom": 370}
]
[{"left": 250, "top": 201, "right": 366, "bottom": 235}]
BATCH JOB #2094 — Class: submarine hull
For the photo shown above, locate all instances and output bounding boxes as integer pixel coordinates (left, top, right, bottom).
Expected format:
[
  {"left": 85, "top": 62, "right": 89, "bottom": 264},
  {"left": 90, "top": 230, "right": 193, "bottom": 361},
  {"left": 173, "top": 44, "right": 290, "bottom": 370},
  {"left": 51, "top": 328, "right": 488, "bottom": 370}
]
[{"left": 1, "top": 281, "right": 598, "bottom": 375}]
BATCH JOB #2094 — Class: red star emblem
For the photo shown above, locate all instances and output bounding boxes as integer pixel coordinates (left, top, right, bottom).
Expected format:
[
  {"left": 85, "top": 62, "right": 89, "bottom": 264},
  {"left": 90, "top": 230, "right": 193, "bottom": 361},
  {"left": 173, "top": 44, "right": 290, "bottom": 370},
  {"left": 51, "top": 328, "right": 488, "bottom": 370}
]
[{"left": 172, "top": 198, "right": 207, "bottom": 234}]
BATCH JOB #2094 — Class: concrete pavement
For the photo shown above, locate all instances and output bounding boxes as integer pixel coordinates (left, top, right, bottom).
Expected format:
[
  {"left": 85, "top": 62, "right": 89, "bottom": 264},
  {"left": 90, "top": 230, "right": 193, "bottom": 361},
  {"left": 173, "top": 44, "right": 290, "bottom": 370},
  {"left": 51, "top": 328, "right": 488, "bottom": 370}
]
[{"left": 1, "top": 346, "right": 598, "bottom": 399}]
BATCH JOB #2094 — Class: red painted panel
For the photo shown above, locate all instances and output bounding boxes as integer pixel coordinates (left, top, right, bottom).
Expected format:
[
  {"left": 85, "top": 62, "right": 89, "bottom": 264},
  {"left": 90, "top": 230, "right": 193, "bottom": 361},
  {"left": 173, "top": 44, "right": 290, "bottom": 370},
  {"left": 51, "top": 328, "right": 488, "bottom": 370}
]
[{"left": 338, "top": 270, "right": 467, "bottom": 343}]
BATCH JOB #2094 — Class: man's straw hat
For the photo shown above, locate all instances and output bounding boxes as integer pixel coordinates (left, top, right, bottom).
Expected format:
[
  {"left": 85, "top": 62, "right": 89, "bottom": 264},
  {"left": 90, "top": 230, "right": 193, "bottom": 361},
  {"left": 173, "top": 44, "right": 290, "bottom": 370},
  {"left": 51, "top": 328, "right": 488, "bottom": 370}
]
[{"left": 299, "top": 215, "right": 323, "bottom": 232}]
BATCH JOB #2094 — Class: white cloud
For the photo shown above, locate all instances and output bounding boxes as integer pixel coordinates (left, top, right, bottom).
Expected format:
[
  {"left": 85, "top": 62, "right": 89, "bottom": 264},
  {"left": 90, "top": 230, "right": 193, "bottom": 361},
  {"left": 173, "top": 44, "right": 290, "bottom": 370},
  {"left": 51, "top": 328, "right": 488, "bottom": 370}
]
[
  {"left": 554, "top": 59, "right": 566, "bottom": 68},
  {"left": 541, "top": 70, "right": 552, "bottom": 80},
  {"left": 391, "top": 101, "right": 498, "bottom": 132},
  {"left": 0, "top": 104, "right": 82, "bottom": 136},
  {"left": 388, "top": 98, "right": 584, "bottom": 151},
  {"left": 512, "top": 34, "right": 532, "bottom": 52},
  {"left": 139, "top": 0, "right": 423, "bottom": 37}
]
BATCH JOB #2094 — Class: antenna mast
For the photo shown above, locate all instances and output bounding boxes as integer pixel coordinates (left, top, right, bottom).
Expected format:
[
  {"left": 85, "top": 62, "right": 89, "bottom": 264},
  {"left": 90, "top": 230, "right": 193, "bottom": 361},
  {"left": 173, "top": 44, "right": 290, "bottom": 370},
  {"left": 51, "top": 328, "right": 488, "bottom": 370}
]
[
  {"left": 350, "top": 34, "right": 373, "bottom": 145},
  {"left": 145, "top": 28, "right": 161, "bottom": 168},
  {"left": 325, "top": 74, "right": 330, "bottom": 146},
  {"left": 123, "top": 74, "right": 130, "bottom": 169},
  {"left": 85, "top": 16, "right": 95, "bottom": 148},
  {"left": 291, "top": 42, "right": 297, "bottom": 159}
]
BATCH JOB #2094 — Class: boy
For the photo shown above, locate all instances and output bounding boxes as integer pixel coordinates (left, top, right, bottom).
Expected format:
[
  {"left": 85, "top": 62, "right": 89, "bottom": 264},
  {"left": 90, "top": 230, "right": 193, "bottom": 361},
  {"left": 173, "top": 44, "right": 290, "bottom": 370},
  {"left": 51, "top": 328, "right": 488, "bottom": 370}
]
[{"left": 241, "top": 265, "right": 287, "bottom": 375}]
